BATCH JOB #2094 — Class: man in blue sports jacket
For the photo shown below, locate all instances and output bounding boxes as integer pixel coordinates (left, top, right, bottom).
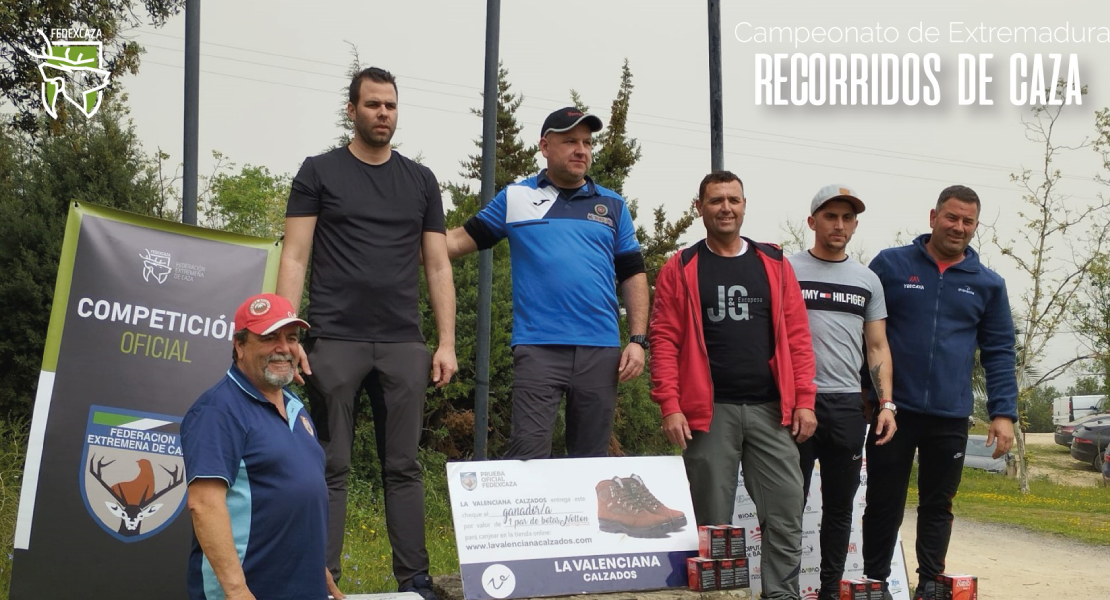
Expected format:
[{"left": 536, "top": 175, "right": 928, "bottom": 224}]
[
  {"left": 861, "top": 185, "right": 1017, "bottom": 600},
  {"left": 446, "top": 107, "right": 649, "bottom": 460}
]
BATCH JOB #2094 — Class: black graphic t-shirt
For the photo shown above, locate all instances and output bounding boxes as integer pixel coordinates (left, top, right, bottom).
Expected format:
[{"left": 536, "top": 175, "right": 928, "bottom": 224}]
[{"left": 698, "top": 244, "right": 779, "bottom": 404}]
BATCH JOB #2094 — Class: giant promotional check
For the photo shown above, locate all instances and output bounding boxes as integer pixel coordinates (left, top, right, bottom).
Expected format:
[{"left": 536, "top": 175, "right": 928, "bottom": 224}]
[{"left": 446, "top": 457, "right": 698, "bottom": 599}]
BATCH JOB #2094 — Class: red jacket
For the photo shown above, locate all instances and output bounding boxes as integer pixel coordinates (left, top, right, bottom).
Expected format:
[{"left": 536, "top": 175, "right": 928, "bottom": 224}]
[{"left": 649, "top": 239, "right": 817, "bottom": 430}]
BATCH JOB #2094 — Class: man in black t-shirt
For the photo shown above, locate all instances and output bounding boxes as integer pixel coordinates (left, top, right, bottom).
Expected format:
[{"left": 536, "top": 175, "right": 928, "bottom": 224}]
[
  {"left": 650, "top": 171, "right": 817, "bottom": 600},
  {"left": 277, "top": 67, "right": 456, "bottom": 600}
]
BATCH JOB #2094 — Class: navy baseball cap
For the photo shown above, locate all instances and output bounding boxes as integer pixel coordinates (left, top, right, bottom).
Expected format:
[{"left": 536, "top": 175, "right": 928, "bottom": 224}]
[{"left": 541, "top": 107, "right": 603, "bottom": 137}]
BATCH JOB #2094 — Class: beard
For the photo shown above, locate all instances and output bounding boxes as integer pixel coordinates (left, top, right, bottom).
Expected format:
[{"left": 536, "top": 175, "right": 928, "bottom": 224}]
[
  {"left": 354, "top": 117, "right": 394, "bottom": 148},
  {"left": 262, "top": 353, "right": 295, "bottom": 387}
]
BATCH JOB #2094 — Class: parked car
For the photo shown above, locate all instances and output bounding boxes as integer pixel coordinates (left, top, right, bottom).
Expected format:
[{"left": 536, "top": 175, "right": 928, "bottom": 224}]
[
  {"left": 1069, "top": 417, "right": 1110, "bottom": 469},
  {"left": 1053, "top": 394, "right": 1107, "bottom": 425},
  {"left": 964, "top": 434, "right": 1016, "bottom": 475},
  {"left": 1055, "top": 411, "right": 1110, "bottom": 446}
]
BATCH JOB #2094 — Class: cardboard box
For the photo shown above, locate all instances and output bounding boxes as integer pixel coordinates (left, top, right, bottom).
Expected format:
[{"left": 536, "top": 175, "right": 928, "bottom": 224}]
[
  {"left": 731, "top": 557, "right": 750, "bottom": 589},
  {"left": 698, "top": 525, "right": 729, "bottom": 559},
  {"left": 687, "top": 557, "right": 717, "bottom": 591},
  {"left": 725, "top": 525, "right": 747, "bottom": 558},
  {"left": 936, "top": 574, "right": 977, "bottom": 600}
]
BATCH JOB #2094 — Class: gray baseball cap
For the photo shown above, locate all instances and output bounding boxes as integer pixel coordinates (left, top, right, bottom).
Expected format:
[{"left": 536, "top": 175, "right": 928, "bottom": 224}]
[{"left": 811, "top": 184, "right": 865, "bottom": 214}]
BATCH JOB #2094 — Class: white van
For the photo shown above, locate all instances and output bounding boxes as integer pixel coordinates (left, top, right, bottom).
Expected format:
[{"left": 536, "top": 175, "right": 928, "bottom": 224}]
[{"left": 1052, "top": 394, "right": 1108, "bottom": 425}]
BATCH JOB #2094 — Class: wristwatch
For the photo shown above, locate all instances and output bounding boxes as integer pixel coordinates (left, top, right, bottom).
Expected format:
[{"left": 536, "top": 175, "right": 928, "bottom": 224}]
[
  {"left": 629, "top": 334, "right": 649, "bottom": 350},
  {"left": 879, "top": 401, "right": 897, "bottom": 415}
]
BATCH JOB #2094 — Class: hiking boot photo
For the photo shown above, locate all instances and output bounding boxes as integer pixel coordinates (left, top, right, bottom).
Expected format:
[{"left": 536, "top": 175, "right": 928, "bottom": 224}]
[
  {"left": 622, "top": 473, "right": 687, "bottom": 531},
  {"left": 596, "top": 477, "right": 675, "bottom": 537}
]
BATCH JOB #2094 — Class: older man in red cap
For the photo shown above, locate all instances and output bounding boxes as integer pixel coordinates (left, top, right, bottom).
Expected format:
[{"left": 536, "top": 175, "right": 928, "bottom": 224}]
[{"left": 182, "top": 293, "right": 342, "bottom": 600}]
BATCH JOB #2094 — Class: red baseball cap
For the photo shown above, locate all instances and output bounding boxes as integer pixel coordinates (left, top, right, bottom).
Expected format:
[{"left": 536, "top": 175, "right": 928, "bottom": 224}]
[{"left": 233, "top": 293, "right": 309, "bottom": 335}]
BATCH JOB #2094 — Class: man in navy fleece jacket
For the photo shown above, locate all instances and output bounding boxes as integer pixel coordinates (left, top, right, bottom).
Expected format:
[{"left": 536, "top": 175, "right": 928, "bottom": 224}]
[{"left": 861, "top": 185, "right": 1017, "bottom": 600}]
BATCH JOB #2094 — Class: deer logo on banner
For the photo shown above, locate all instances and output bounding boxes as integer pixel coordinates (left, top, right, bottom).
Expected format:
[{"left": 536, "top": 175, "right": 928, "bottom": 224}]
[{"left": 79, "top": 405, "right": 188, "bottom": 543}]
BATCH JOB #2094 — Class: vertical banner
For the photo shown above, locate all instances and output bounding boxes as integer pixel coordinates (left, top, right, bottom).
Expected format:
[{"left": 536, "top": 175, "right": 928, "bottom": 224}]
[
  {"left": 733, "top": 456, "right": 912, "bottom": 600},
  {"left": 446, "top": 457, "right": 698, "bottom": 599},
  {"left": 10, "top": 202, "right": 281, "bottom": 600}
]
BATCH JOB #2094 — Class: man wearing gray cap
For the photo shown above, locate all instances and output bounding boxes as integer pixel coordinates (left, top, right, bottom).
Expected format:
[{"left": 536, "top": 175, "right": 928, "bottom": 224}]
[
  {"left": 447, "top": 107, "right": 649, "bottom": 459},
  {"left": 787, "top": 185, "right": 896, "bottom": 600}
]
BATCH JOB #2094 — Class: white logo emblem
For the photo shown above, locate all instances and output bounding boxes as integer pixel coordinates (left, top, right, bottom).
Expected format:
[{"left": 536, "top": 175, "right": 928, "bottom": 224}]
[
  {"left": 22, "top": 30, "right": 110, "bottom": 119},
  {"left": 481, "top": 564, "right": 516, "bottom": 598},
  {"left": 139, "top": 250, "right": 172, "bottom": 284}
]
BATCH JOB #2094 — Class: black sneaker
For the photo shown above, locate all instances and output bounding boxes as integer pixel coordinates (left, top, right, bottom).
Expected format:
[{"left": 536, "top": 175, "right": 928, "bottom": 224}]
[
  {"left": 912, "top": 580, "right": 937, "bottom": 600},
  {"left": 400, "top": 573, "right": 438, "bottom": 600},
  {"left": 880, "top": 581, "right": 894, "bottom": 600}
]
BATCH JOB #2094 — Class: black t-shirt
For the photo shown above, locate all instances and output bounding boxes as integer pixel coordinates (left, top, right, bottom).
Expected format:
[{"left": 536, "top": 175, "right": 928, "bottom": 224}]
[
  {"left": 286, "top": 148, "right": 445, "bottom": 341},
  {"left": 698, "top": 243, "right": 779, "bottom": 404}
]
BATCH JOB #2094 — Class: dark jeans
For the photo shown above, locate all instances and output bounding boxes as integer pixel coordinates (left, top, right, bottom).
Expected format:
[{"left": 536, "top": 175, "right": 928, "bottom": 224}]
[
  {"left": 304, "top": 338, "right": 431, "bottom": 589},
  {"left": 505, "top": 345, "right": 621, "bottom": 459},
  {"left": 798, "top": 392, "right": 867, "bottom": 596},
  {"left": 862, "top": 409, "right": 968, "bottom": 586}
]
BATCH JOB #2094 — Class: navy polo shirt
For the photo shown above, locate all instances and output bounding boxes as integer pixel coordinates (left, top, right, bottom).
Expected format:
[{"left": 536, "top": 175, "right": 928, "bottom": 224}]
[
  {"left": 181, "top": 363, "right": 327, "bottom": 600},
  {"left": 469, "top": 170, "right": 641, "bottom": 347}
]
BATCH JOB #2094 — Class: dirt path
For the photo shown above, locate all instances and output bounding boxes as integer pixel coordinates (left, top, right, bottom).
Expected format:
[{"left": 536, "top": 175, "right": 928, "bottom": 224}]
[{"left": 898, "top": 510, "right": 1105, "bottom": 599}]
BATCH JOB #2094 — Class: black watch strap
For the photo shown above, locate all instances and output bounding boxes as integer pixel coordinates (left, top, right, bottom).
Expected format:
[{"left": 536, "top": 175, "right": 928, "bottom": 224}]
[{"left": 629, "top": 334, "right": 649, "bottom": 350}]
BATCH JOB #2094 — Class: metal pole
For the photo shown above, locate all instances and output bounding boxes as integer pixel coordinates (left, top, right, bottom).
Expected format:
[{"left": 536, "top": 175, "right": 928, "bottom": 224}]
[
  {"left": 708, "top": 0, "right": 724, "bottom": 171},
  {"left": 182, "top": 0, "right": 200, "bottom": 225},
  {"left": 474, "top": 0, "right": 500, "bottom": 460}
]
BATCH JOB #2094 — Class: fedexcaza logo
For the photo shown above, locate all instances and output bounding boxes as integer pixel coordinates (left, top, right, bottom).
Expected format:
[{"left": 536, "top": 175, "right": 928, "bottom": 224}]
[
  {"left": 80, "top": 405, "right": 187, "bottom": 543},
  {"left": 22, "top": 29, "right": 110, "bottom": 119},
  {"left": 139, "top": 249, "right": 173, "bottom": 284}
]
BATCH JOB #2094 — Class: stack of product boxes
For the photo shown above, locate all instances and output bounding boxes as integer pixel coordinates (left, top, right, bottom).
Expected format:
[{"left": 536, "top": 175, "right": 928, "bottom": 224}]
[
  {"left": 687, "top": 525, "right": 749, "bottom": 592},
  {"left": 839, "top": 578, "right": 883, "bottom": 600},
  {"left": 839, "top": 574, "right": 977, "bottom": 600}
]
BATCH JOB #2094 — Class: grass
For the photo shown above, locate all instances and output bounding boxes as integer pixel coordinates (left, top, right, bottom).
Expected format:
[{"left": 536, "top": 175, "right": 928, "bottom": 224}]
[
  {"left": 0, "top": 419, "right": 27, "bottom": 600},
  {"left": 907, "top": 463, "right": 1110, "bottom": 546}
]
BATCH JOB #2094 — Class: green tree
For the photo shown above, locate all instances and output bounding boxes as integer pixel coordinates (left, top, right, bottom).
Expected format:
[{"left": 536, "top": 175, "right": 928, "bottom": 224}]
[
  {"left": 2, "top": 1, "right": 184, "bottom": 132},
  {"left": 0, "top": 98, "right": 163, "bottom": 419},
  {"left": 204, "top": 162, "right": 290, "bottom": 239},
  {"left": 1066, "top": 375, "right": 1104, "bottom": 397},
  {"left": 993, "top": 82, "right": 1110, "bottom": 492},
  {"left": 461, "top": 63, "right": 538, "bottom": 188},
  {"left": 587, "top": 59, "right": 641, "bottom": 197},
  {"left": 1020, "top": 383, "right": 1058, "bottom": 433}
]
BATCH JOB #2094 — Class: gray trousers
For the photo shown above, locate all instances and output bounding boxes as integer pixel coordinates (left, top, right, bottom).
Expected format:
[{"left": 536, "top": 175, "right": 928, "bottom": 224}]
[
  {"left": 684, "top": 401, "right": 805, "bottom": 600},
  {"left": 505, "top": 345, "right": 621, "bottom": 459},
  {"left": 304, "top": 338, "right": 431, "bottom": 589}
]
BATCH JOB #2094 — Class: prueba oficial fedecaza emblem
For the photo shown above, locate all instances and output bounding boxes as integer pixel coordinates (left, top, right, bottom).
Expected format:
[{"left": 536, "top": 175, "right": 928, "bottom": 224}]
[{"left": 79, "top": 405, "right": 187, "bottom": 543}]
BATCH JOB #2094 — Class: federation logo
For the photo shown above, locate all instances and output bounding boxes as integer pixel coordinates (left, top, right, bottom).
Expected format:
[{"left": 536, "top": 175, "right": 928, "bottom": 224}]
[
  {"left": 594, "top": 203, "right": 609, "bottom": 217},
  {"left": 139, "top": 249, "right": 173, "bottom": 284},
  {"left": 22, "top": 30, "right": 110, "bottom": 119},
  {"left": 460, "top": 471, "right": 478, "bottom": 491},
  {"left": 300, "top": 415, "right": 314, "bottom": 437},
  {"left": 80, "top": 405, "right": 187, "bottom": 543}
]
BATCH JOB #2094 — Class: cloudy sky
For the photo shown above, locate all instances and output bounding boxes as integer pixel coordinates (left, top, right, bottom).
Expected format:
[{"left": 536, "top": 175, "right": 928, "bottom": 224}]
[{"left": 50, "top": 0, "right": 1110, "bottom": 383}]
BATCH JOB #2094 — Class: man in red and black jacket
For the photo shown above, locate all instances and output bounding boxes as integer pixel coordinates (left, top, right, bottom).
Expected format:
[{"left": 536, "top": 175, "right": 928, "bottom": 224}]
[{"left": 650, "top": 171, "right": 817, "bottom": 600}]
